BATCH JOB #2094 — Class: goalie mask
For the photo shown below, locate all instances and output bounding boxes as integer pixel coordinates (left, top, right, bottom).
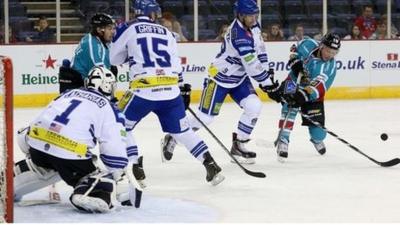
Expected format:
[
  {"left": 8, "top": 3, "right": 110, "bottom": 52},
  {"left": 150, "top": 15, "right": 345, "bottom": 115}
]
[{"left": 86, "top": 66, "right": 116, "bottom": 97}]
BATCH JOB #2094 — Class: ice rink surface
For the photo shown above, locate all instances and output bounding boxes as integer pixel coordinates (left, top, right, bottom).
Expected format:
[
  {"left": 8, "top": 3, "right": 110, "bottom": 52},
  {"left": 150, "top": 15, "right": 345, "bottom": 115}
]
[{"left": 12, "top": 99, "right": 400, "bottom": 223}]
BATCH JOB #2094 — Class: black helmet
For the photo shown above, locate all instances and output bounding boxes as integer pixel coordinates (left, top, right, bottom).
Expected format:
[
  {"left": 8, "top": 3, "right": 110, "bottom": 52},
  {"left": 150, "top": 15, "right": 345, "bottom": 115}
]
[
  {"left": 321, "top": 33, "right": 341, "bottom": 50},
  {"left": 90, "top": 13, "right": 114, "bottom": 28}
]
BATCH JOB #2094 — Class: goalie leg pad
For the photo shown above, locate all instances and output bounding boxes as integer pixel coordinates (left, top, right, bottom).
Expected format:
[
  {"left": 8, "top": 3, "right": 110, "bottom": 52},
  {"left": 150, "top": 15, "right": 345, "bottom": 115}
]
[
  {"left": 14, "top": 158, "right": 61, "bottom": 201},
  {"left": 70, "top": 171, "right": 116, "bottom": 213},
  {"left": 17, "top": 126, "right": 30, "bottom": 155}
]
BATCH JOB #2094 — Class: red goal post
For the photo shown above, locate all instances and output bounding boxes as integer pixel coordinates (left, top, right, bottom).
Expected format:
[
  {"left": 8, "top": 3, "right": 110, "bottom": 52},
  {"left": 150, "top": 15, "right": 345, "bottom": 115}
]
[{"left": 0, "top": 56, "right": 14, "bottom": 223}]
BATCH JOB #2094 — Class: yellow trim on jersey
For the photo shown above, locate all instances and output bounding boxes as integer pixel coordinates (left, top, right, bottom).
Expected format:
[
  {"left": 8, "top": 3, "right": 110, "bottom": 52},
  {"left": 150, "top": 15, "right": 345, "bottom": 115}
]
[
  {"left": 28, "top": 126, "right": 88, "bottom": 157},
  {"left": 118, "top": 90, "right": 134, "bottom": 111},
  {"left": 208, "top": 64, "right": 218, "bottom": 77},
  {"left": 129, "top": 76, "right": 178, "bottom": 89}
]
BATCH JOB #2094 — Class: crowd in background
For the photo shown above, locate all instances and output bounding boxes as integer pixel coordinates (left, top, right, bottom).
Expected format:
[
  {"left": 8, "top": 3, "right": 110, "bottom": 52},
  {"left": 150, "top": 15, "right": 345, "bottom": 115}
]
[{"left": 1, "top": 0, "right": 400, "bottom": 44}]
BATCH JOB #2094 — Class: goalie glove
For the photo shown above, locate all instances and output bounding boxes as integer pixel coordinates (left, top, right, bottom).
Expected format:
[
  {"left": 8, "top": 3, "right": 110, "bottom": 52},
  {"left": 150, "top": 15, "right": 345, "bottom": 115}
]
[
  {"left": 179, "top": 83, "right": 191, "bottom": 110},
  {"left": 132, "top": 156, "right": 145, "bottom": 181}
]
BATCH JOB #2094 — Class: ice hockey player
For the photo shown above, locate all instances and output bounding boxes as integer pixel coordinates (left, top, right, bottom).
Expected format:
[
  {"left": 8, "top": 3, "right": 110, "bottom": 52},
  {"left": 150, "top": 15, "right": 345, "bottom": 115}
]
[
  {"left": 268, "top": 33, "right": 341, "bottom": 162},
  {"left": 161, "top": 0, "right": 279, "bottom": 164},
  {"left": 110, "top": 0, "right": 224, "bottom": 185},
  {"left": 14, "top": 67, "right": 142, "bottom": 213},
  {"left": 59, "top": 13, "right": 117, "bottom": 93}
]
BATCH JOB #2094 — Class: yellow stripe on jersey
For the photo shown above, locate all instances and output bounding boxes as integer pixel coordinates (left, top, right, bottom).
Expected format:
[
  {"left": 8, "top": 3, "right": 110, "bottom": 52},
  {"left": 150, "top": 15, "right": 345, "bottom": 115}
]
[
  {"left": 129, "top": 76, "right": 178, "bottom": 89},
  {"left": 28, "top": 126, "right": 88, "bottom": 157}
]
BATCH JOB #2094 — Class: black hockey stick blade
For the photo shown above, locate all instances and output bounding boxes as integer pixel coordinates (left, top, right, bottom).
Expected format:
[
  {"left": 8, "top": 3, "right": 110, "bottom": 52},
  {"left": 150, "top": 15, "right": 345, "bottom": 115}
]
[
  {"left": 244, "top": 169, "right": 266, "bottom": 178},
  {"left": 378, "top": 158, "right": 400, "bottom": 167}
]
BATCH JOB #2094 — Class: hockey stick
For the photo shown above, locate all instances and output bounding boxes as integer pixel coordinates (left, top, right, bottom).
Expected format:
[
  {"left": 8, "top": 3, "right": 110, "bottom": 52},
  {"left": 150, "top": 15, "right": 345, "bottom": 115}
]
[
  {"left": 298, "top": 109, "right": 400, "bottom": 167},
  {"left": 187, "top": 107, "right": 266, "bottom": 178}
]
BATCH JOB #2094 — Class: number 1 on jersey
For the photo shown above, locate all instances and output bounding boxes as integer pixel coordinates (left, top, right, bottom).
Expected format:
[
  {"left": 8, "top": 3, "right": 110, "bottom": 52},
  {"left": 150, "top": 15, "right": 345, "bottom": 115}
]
[{"left": 54, "top": 99, "right": 82, "bottom": 125}]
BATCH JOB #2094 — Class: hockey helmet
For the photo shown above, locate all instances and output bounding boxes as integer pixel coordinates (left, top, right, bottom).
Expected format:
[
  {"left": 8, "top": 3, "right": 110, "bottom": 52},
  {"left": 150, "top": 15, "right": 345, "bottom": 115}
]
[
  {"left": 132, "top": 0, "right": 161, "bottom": 17},
  {"left": 86, "top": 66, "right": 116, "bottom": 96},
  {"left": 236, "top": 0, "right": 259, "bottom": 15},
  {"left": 321, "top": 33, "right": 341, "bottom": 50},
  {"left": 90, "top": 13, "right": 114, "bottom": 28}
]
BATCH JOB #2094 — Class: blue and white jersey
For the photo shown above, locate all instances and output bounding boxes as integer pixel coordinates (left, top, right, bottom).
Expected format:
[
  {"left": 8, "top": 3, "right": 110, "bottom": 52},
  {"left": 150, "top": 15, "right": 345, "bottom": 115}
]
[
  {"left": 27, "top": 88, "right": 127, "bottom": 171},
  {"left": 209, "top": 19, "right": 271, "bottom": 88},
  {"left": 290, "top": 38, "right": 337, "bottom": 101},
  {"left": 110, "top": 16, "right": 182, "bottom": 101},
  {"left": 72, "top": 33, "right": 111, "bottom": 79}
]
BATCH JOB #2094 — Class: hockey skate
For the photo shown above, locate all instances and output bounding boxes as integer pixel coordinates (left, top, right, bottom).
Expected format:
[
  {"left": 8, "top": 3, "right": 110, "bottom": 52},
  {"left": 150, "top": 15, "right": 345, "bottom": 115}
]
[
  {"left": 160, "top": 134, "right": 177, "bottom": 162},
  {"left": 203, "top": 152, "right": 225, "bottom": 186},
  {"left": 230, "top": 132, "right": 256, "bottom": 164},
  {"left": 276, "top": 140, "right": 288, "bottom": 163},
  {"left": 311, "top": 139, "right": 326, "bottom": 155}
]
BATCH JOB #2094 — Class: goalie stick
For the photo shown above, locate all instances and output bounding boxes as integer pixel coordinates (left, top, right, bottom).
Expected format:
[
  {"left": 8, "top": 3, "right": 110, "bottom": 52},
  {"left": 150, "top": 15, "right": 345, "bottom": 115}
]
[{"left": 187, "top": 107, "right": 266, "bottom": 178}]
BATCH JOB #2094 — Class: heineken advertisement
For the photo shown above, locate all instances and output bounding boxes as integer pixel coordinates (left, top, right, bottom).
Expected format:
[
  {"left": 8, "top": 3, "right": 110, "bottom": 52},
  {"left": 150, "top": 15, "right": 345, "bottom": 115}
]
[{"left": 0, "top": 41, "right": 400, "bottom": 107}]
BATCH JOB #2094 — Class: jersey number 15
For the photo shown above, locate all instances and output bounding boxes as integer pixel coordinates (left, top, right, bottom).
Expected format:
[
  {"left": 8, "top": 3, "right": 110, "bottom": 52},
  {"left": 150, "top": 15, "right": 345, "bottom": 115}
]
[{"left": 137, "top": 37, "right": 171, "bottom": 68}]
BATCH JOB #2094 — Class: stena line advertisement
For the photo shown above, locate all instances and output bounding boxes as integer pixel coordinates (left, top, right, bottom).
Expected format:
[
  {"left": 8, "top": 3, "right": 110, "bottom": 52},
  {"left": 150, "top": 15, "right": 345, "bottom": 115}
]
[{"left": 1, "top": 40, "right": 400, "bottom": 96}]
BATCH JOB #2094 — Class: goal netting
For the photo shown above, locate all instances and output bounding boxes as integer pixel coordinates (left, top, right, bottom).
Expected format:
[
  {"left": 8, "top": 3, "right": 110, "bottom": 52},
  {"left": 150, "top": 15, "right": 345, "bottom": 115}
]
[{"left": 0, "top": 56, "right": 13, "bottom": 223}]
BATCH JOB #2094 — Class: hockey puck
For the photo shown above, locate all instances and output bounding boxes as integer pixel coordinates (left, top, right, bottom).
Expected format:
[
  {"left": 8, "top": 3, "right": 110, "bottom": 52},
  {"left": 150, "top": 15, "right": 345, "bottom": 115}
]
[{"left": 380, "top": 133, "right": 388, "bottom": 141}]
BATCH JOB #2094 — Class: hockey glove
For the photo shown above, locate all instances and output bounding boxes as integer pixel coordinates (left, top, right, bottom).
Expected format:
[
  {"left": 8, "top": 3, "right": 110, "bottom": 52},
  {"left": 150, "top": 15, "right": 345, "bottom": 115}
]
[
  {"left": 110, "top": 65, "right": 118, "bottom": 77},
  {"left": 283, "top": 88, "right": 309, "bottom": 108},
  {"left": 288, "top": 57, "right": 303, "bottom": 76},
  {"left": 259, "top": 69, "right": 281, "bottom": 103},
  {"left": 180, "top": 83, "right": 191, "bottom": 110}
]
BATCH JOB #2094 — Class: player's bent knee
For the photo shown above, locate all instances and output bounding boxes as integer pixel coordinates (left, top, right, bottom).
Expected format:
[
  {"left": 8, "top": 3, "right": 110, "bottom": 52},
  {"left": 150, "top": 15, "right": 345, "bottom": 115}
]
[
  {"left": 14, "top": 158, "right": 61, "bottom": 201},
  {"left": 241, "top": 95, "right": 262, "bottom": 117},
  {"left": 70, "top": 171, "right": 116, "bottom": 213},
  {"left": 190, "top": 111, "right": 214, "bottom": 128}
]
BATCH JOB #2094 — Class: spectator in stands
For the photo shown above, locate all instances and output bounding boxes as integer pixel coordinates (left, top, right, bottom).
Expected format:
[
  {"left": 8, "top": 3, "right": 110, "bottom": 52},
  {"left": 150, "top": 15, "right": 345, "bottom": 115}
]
[
  {"left": 369, "top": 20, "right": 396, "bottom": 39},
  {"left": 343, "top": 25, "right": 367, "bottom": 40},
  {"left": 26, "top": 16, "right": 55, "bottom": 43},
  {"left": 288, "top": 24, "right": 310, "bottom": 41},
  {"left": 0, "top": 24, "right": 17, "bottom": 44},
  {"left": 214, "top": 24, "right": 229, "bottom": 41},
  {"left": 381, "top": 14, "right": 399, "bottom": 37},
  {"left": 354, "top": 5, "right": 377, "bottom": 39},
  {"left": 162, "top": 11, "right": 187, "bottom": 42},
  {"left": 261, "top": 28, "right": 268, "bottom": 41},
  {"left": 263, "top": 23, "right": 285, "bottom": 41},
  {"left": 160, "top": 18, "right": 184, "bottom": 42}
]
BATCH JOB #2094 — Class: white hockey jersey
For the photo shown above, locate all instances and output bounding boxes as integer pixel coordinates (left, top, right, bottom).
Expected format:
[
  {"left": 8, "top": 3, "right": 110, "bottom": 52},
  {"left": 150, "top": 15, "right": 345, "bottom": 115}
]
[
  {"left": 209, "top": 19, "right": 272, "bottom": 88},
  {"left": 110, "top": 16, "right": 182, "bottom": 101},
  {"left": 27, "top": 88, "right": 128, "bottom": 171}
]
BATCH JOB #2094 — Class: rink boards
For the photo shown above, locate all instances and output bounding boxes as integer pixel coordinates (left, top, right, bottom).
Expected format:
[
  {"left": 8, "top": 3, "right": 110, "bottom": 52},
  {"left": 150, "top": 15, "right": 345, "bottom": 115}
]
[{"left": 1, "top": 40, "right": 400, "bottom": 107}]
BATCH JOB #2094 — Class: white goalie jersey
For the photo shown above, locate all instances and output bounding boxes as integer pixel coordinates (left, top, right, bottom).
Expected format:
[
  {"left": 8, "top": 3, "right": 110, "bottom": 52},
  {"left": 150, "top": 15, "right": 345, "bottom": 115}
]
[
  {"left": 209, "top": 19, "right": 272, "bottom": 88},
  {"left": 26, "top": 88, "right": 128, "bottom": 171},
  {"left": 110, "top": 16, "right": 182, "bottom": 101}
]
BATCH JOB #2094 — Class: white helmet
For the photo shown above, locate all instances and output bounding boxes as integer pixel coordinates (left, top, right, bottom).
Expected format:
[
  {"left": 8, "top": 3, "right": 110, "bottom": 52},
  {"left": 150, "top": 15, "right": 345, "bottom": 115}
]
[{"left": 86, "top": 66, "right": 116, "bottom": 96}]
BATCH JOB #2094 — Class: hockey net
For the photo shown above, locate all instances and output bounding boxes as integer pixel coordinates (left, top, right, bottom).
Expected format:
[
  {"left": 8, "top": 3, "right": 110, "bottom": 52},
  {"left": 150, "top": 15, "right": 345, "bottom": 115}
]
[{"left": 0, "top": 56, "right": 13, "bottom": 223}]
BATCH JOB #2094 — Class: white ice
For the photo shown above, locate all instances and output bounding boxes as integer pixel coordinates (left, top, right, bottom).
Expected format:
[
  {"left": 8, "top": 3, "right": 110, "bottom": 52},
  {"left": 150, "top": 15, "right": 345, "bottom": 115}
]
[{"left": 12, "top": 99, "right": 400, "bottom": 223}]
